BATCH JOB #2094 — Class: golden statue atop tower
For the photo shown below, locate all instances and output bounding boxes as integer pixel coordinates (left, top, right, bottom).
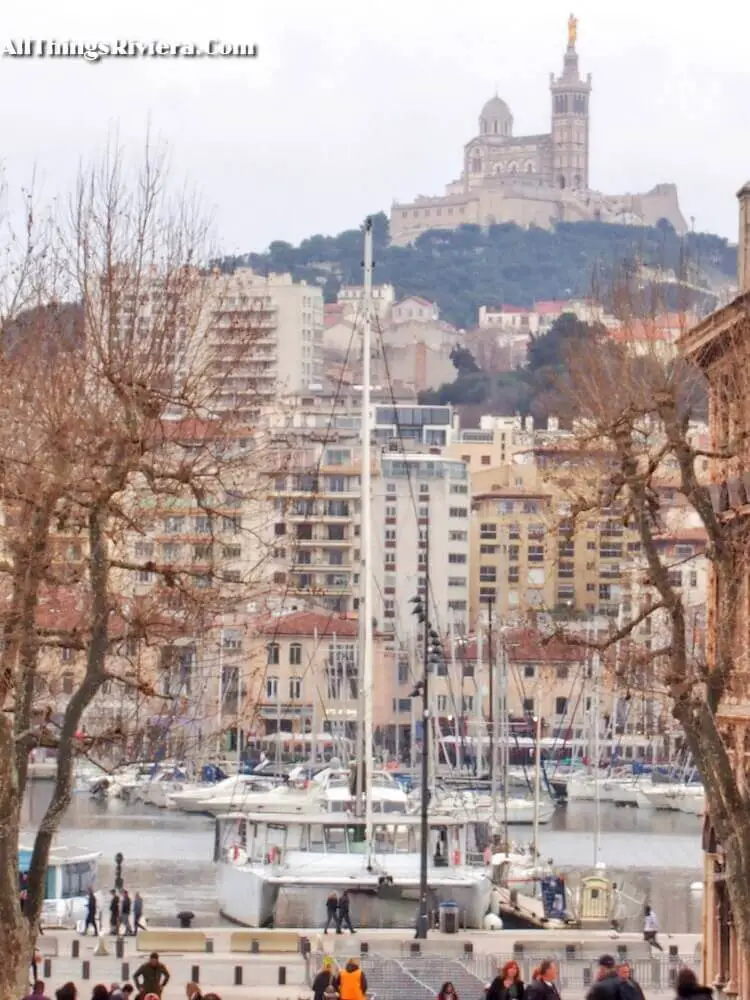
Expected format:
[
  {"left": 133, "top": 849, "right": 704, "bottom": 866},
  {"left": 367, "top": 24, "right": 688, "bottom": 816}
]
[{"left": 567, "top": 13, "right": 578, "bottom": 47}]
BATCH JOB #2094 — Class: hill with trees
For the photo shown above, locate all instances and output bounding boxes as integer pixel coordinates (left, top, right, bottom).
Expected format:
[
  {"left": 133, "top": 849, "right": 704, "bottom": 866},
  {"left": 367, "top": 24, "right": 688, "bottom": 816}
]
[
  {"left": 221, "top": 213, "right": 737, "bottom": 329},
  {"left": 422, "top": 312, "right": 708, "bottom": 424}
]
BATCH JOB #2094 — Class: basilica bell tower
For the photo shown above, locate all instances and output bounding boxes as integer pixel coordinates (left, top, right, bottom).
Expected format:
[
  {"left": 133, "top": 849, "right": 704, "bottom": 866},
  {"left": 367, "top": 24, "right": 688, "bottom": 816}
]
[{"left": 549, "top": 14, "right": 592, "bottom": 191}]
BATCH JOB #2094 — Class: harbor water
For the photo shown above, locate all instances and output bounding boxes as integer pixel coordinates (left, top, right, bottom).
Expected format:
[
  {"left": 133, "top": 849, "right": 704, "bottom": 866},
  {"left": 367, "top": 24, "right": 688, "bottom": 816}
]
[{"left": 22, "top": 782, "right": 704, "bottom": 933}]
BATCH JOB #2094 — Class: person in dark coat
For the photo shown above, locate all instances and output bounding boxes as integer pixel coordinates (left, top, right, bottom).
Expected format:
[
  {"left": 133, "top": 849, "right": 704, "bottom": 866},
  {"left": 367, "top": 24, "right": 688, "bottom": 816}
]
[
  {"left": 133, "top": 953, "right": 170, "bottom": 998},
  {"left": 487, "top": 960, "right": 525, "bottom": 1000},
  {"left": 675, "top": 968, "right": 713, "bottom": 998},
  {"left": 109, "top": 891, "right": 120, "bottom": 935},
  {"left": 84, "top": 890, "right": 98, "bottom": 936},
  {"left": 586, "top": 955, "right": 623, "bottom": 1000},
  {"left": 338, "top": 890, "right": 355, "bottom": 934},
  {"left": 526, "top": 961, "right": 560, "bottom": 1000},
  {"left": 617, "top": 962, "right": 645, "bottom": 1000},
  {"left": 120, "top": 890, "right": 132, "bottom": 935},
  {"left": 323, "top": 891, "right": 339, "bottom": 934},
  {"left": 312, "top": 957, "right": 337, "bottom": 1000}
]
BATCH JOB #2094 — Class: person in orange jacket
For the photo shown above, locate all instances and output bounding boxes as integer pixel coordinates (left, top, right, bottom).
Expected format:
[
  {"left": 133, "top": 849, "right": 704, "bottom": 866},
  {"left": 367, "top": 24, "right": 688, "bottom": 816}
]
[{"left": 335, "top": 958, "right": 367, "bottom": 1000}]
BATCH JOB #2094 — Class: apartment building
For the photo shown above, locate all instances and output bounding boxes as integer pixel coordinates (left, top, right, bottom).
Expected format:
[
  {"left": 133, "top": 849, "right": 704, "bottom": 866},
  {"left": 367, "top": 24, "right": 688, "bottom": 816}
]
[
  {"left": 372, "top": 453, "right": 471, "bottom": 638},
  {"left": 245, "top": 610, "right": 394, "bottom": 738},
  {"left": 468, "top": 461, "right": 641, "bottom": 623}
]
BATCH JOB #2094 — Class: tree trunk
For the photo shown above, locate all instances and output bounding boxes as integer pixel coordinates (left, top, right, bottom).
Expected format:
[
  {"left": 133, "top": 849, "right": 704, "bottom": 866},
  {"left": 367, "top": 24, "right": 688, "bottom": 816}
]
[{"left": 0, "top": 714, "right": 33, "bottom": 1000}]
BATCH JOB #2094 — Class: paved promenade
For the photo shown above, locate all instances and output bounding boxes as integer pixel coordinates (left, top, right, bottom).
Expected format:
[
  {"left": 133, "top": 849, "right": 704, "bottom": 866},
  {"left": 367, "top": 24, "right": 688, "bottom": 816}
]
[{"left": 32, "top": 927, "right": 703, "bottom": 1000}]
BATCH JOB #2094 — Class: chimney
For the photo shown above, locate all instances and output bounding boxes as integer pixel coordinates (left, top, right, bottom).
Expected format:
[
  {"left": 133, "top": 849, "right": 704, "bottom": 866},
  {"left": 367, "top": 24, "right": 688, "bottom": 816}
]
[{"left": 738, "top": 182, "right": 750, "bottom": 295}]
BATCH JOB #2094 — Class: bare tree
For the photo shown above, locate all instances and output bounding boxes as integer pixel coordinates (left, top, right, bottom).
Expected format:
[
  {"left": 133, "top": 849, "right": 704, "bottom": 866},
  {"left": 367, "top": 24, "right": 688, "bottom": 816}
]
[
  {"left": 549, "top": 286, "right": 750, "bottom": 960},
  {"left": 0, "top": 146, "right": 273, "bottom": 997}
]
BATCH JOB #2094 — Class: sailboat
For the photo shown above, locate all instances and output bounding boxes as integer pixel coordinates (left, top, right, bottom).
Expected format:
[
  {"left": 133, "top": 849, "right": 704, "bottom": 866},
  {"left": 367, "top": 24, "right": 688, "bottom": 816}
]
[{"left": 213, "top": 218, "right": 493, "bottom": 929}]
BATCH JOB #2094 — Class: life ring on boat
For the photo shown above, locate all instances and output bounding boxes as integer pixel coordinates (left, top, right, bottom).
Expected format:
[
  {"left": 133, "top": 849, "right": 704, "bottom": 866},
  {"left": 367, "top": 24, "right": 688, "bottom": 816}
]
[
  {"left": 453, "top": 850, "right": 461, "bottom": 866},
  {"left": 226, "top": 843, "right": 247, "bottom": 866}
]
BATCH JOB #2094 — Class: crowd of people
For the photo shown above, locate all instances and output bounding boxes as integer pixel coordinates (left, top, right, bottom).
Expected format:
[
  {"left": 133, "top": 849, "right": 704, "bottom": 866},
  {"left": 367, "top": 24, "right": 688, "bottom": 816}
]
[
  {"left": 22, "top": 954, "right": 226, "bottom": 1000},
  {"left": 311, "top": 953, "right": 713, "bottom": 1000},
  {"left": 80, "top": 889, "right": 146, "bottom": 937}
]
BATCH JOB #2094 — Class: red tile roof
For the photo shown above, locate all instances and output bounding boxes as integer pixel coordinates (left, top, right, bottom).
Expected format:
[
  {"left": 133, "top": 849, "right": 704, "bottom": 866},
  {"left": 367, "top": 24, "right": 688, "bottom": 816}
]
[
  {"left": 452, "top": 627, "right": 583, "bottom": 663},
  {"left": 254, "top": 610, "right": 360, "bottom": 638},
  {"left": 533, "top": 301, "right": 570, "bottom": 315}
]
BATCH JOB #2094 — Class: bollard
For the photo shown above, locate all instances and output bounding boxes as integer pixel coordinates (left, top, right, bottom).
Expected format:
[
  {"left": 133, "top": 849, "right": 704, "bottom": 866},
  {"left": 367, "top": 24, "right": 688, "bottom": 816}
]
[
  {"left": 360, "top": 941, "right": 369, "bottom": 955},
  {"left": 72, "top": 940, "right": 80, "bottom": 959},
  {"left": 410, "top": 943, "right": 420, "bottom": 955},
  {"left": 565, "top": 944, "right": 576, "bottom": 957},
  {"left": 513, "top": 943, "right": 524, "bottom": 956},
  {"left": 463, "top": 942, "right": 473, "bottom": 956},
  {"left": 617, "top": 944, "right": 627, "bottom": 957},
  {"left": 191, "top": 966, "right": 199, "bottom": 984},
  {"left": 121, "top": 963, "right": 130, "bottom": 983},
  {"left": 299, "top": 937, "right": 311, "bottom": 958},
  {"left": 205, "top": 940, "right": 214, "bottom": 954},
  {"left": 669, "top": 945, "right": 679, "bottom": 958},
  {"left": 43, "top": 959, "right": 52, "bottom": 979},
  {"left": 251, "top": 939, "right": 259, "bottom": 955},
  {"left": 116, "top": 938, "right": 125, "bottom": 959},
  {"left": 234, "top": 967, "right": 242, "bottom": 986},
  {"left": 583, "top": 966, "right": 592, "bottom": 987},
  {"left": 278, "top": 966, "right": 287, "bottom": 986},
  {"left": 82, "top": 961, "right": 91, "bottom": 981}
]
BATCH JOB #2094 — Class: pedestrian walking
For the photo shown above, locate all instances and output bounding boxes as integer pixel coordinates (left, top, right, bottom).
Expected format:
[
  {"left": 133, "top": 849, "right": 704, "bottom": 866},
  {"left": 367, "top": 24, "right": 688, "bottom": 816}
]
[
  {"left": 335, "top": 958, "right": 367, "bottom": 1000},
  {"left": 133, "top": 953, "right": 171, "bottom": 999},
  {"left": 133, "top": 893, "right": 145, "bottom": 932},
  {"left": 109, "top": 891, "right": 120, "bottom": 936},
  {"left": 120, "top": 890, "right": 133, "bottom": 935},
  {"left": 30, "top": 946, "right": 42, "bottom": 984},
  {"left": 586, "top": 955, "right": 621, "bottom": 1000},
  {"left": 323, "top": 891, "right": 339, "bottom": 934},
  {"left": 338, "top": 890, "right": 355, "bottom": 934},
  {"left": 617, "top": 962, "right": 645, "bottom": 1000},
  {"left": 644, "top": 904, "right": 664, "bottom": 951},
  {"left": 675, "top": 968, "right": 713, "bottom": 998},
  {"left": 83, "top": 889, "right": 98, "bottom": 936},
  {"left": 526, "top": 961, "right": 560, "bottom": 1000},
  {"left": 312, "top": 957, "right": 337, "bottom": 1000},
  {"left": 487, "top": 960, "right": 525, "bottom": 1000}
]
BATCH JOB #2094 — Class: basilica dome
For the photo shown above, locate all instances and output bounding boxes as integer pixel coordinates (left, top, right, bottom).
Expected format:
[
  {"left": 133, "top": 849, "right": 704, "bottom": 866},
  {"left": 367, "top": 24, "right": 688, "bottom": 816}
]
[{"left": 479, "top": 95, "right": 513, "bottom": 137}]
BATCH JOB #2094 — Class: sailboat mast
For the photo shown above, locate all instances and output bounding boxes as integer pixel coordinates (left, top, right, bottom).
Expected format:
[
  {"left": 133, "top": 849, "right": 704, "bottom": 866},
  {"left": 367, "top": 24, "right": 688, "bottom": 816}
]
[
  {"left": 592, "top": 648, "right": 602, "bottom": 865},
  {"left": 360, "top": 217, "right": 375, "bottom": 856}
]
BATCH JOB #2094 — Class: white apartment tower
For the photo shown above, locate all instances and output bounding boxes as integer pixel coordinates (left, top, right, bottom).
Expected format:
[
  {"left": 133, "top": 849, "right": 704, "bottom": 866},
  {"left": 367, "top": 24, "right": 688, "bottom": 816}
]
[{"left": 372, "top": 453, "right": 471, "bottom": 640}]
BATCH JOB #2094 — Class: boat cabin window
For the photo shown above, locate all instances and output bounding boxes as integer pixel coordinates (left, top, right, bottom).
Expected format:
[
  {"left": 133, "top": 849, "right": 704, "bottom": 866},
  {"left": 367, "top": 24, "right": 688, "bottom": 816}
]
[{"left": 61, "top": 860, "right": 96, "bottom": 899}]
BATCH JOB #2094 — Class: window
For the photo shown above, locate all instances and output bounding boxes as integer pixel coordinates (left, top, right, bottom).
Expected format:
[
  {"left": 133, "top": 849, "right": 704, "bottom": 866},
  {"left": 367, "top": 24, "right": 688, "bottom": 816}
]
[
  {"left": 479, "top": 565, "right": 497, "bottom": 582},
  {"left": 419, "top": 483, "right": 429, "bottom": 494},
  {"left": 599, "top": 584, "right": 611, "bottom": 601},
  {"left": 448, "top": 576, "right": 466, "bottom": 587},
  {"left": 289, "top": 676, "right": 302, "bottom": 700},
  {"left": 449, "top": 530, "right": 468, "bottom": 542},
  {"left": 386, "top": 483, "right": 396, "bottom": 494},
  {"left": 555, "top": 697, "right": 568, "bottom": 716},
  {"left": 668, "top": 570, "right": 682, "bottom": 588},
  {"left": 523, "top": 697, "right": 535, "bottom": 714},
  {"left": 508, "top": 566, "right": 519, "bottom": 583},
  {"left": 556, "top": 665, "right": 569, "bottom": 680},
  {"left": 450, "top": 484, "right": 468, "bottom": 494},
  {"left": 523, "top": 665, "right": 535, "bottom": 679},
  {"left": 689, "top": 571, "right": 698, "bottom": 588},
  {"left": 448, "top": 553, "right": 467, "bottom": 564},
  {"left": 289, "top": 643, "right": 302, "bottom": 666},
  {"left": 134, "top": 541, "right": 154, "bottom": 559},
  {"left": 164, "top": 516, "right": 184, "bottom": 534},
  {"left": 62, "top": 671, "right": 75, "bottom": 695},
  {"left": 508, "top": 545, "right": 519, "bottom": 561},
  {"left": 480, "top": 523, "right": 497, "bottom": 539},
  {"left": 528, "top": 545, "right": 544, "bottom": 563},
  {"left": 448, "top": 600, "right": 467, "bottom": 611},
  {"left": 196, "top": 516, "right": 213, "bottom": 534},
  {"left": 449, "top": 507, "right": 468, "bottom": 518},
  {"left": 274, "top": 523, "right": 286, "bottom": 536},
  {"left": 222, "top": 544, "right": 242, "bottom": 560},
  {"left": 60, "top": 647, "right": 73, "bottom": 663},
  {"left": 437, "top": 695, "right": 448, "bottom": 712},
  {"left": 267, "top": 642, "right": 280, "bottom": 665},
  {"left": 480, "top": 544, "right": 496, "bottom": 555},
  {"left": 481, "top": 455, "right": 491, "bottom": 465},
  {"left": 222, "top": 516, "right": 241, "bottom": 535},
  {"left": 462, "top": 695, "right": 474, "bottom": 713},
  {"left": 266, "top": 676, "right": 279, "bottom": 700},
  {"left": 386, "top": 505, "right": 397, "bottom": 518}
]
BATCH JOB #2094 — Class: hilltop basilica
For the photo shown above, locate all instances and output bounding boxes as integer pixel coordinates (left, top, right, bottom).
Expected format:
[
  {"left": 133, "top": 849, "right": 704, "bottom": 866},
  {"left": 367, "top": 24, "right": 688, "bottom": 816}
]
[{"left": 389, "top": 16, "right": 687, "bottom": 245}]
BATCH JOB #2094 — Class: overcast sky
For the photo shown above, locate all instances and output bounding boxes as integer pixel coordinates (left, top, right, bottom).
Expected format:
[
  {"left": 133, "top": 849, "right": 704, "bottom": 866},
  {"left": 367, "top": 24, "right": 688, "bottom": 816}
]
[{"left": 3, "top": 0, "right": 749, "bottom": 256}]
